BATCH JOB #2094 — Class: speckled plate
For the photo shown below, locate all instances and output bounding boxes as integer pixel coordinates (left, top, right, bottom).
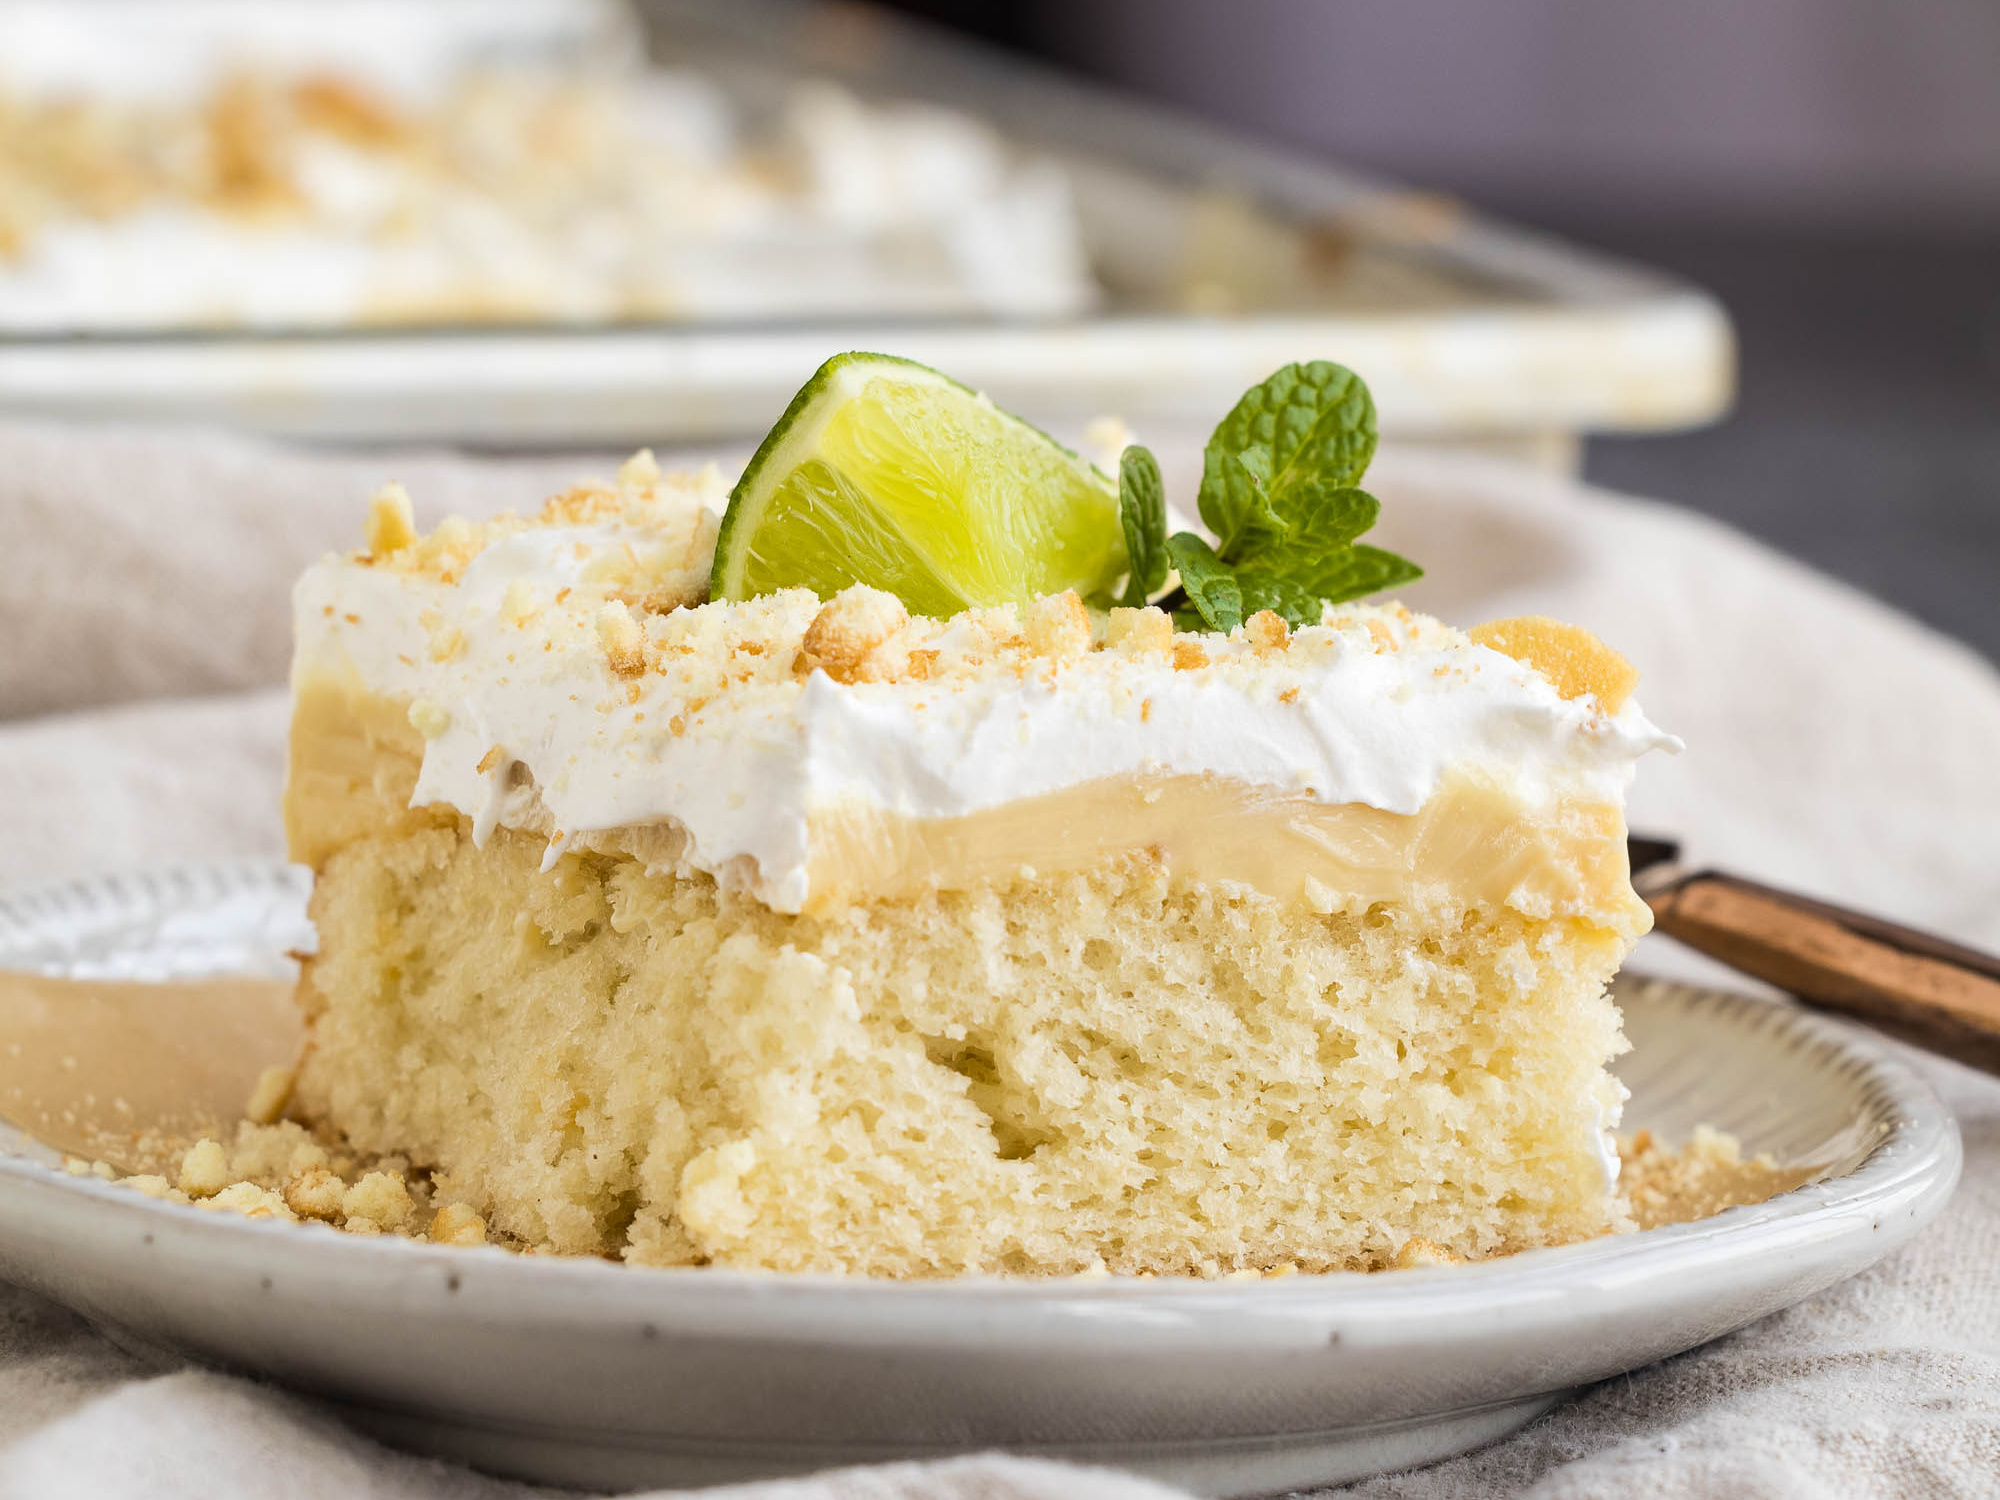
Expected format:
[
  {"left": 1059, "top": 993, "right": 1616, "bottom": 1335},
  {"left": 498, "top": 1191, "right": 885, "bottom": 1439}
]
[{"left": 0, "top": 864, "right": 1961, "bottom": 1497}]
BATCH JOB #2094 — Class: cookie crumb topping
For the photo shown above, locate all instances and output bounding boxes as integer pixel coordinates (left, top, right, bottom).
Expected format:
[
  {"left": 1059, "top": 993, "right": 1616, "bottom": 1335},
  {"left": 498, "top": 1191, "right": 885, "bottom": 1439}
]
[{"left": 1471, "top": 616, "right": 1639, "bottom": 713}]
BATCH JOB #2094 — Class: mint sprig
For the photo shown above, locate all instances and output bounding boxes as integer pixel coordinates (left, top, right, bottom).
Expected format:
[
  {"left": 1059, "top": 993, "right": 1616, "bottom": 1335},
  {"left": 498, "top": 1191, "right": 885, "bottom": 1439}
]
[
  {"left": 1113, "top": 361, "right": 1422, "bottom": 632},
  {"left": 1199, "top": 449, "right": 1288, "bottom": 558},
  {"left": 1115, "top": 445, "right": 1169, "bottom": 608},
  {"left": 1164, "top": 533, "right": 1241, "bottom": 633}
]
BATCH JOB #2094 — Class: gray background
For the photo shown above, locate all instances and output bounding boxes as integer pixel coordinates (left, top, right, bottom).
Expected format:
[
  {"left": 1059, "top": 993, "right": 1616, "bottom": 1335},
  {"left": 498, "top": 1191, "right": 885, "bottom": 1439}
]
[{"left": 877, "top": 0, "right": 2000, "bottom": 660}]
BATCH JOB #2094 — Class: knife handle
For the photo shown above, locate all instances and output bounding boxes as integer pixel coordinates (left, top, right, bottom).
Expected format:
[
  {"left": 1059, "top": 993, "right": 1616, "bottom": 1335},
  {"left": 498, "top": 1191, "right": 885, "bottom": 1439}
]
[{"left": 1642, "top": 870, "right": 2000, "bottom": 1077}]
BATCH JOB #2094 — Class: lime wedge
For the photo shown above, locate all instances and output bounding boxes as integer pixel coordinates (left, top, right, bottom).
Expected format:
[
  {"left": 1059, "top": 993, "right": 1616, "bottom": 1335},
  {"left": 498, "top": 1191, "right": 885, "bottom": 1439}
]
[{"left": 710, "top": 353, "right": 1125, "bottom": 616}]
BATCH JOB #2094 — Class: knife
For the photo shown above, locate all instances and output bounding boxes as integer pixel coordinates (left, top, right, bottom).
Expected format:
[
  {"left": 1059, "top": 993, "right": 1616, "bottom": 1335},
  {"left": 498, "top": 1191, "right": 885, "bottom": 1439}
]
[{"left": 1629, "top": 836, "right": 2000, "bottom": 1076}]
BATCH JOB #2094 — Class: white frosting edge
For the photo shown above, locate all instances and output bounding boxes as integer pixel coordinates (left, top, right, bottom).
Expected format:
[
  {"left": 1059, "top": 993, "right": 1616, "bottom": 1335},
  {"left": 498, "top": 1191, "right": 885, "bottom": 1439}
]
[{"left": 293, "top": 522, "right": 1680, "bottom": 914}]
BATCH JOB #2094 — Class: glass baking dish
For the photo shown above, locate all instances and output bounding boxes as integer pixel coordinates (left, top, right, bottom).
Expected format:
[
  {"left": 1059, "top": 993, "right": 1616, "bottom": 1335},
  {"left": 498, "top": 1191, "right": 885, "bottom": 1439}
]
[{"left": 0, "top": 0, "right": 1730, "bottom": 450}]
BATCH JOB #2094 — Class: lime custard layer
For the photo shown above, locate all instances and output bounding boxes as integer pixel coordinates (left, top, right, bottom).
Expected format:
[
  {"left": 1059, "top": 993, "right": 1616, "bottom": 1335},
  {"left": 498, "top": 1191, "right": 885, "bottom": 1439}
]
[{"left": 282, "top": 453, "right": 1677, "bottom": 1274}]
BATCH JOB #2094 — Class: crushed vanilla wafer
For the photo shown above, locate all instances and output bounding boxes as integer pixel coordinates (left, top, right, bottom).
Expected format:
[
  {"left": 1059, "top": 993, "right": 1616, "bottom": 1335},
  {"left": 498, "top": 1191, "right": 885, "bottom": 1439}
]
[
  {"left": 1470, "top": 615, "right": 1639, "bottom": 714},
  {"left": 70, "top": 1119, "right": 490, "bottom": 1248},
  {"left": 1619, "top": 1125, "right": 1818, "bottom": 1231}
]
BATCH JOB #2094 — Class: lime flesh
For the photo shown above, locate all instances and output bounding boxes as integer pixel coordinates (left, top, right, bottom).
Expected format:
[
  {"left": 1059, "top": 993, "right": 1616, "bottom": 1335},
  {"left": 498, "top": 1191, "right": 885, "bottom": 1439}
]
[{"left": 711, "top": 353, "right": 1124, "bottom": 615}]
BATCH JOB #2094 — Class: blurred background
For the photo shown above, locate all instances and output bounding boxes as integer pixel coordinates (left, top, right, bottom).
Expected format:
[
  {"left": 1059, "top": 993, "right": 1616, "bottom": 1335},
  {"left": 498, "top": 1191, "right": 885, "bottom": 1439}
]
[
  {"left": 1, "top": 0, "right": 1992, "bottom": 657},
  {"left": 878, "top": 0, "right": 2000, "bottom": 659}
]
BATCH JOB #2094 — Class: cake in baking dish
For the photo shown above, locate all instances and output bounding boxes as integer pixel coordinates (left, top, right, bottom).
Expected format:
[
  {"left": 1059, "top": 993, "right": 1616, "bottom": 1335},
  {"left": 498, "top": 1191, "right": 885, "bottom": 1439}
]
[
  {"left": 283, "top": 367, "right": 1677, "bottom": 1276},
  {"left": 0, "top": 59, "right": 1092, "bottom": 333}
]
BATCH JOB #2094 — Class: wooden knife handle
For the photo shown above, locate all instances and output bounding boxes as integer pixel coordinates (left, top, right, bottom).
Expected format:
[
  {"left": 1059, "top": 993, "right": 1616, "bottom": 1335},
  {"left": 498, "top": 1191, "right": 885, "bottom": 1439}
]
[{"left": 1644, "top": 870, "right": 2000, "bottom": 1077}]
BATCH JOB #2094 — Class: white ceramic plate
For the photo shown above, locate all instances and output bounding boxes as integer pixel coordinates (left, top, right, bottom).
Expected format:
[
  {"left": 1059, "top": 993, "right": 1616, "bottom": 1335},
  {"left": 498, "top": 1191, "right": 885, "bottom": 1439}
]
[{"left": 0, "top": 864, "right": 1960, "bottom": 1497}]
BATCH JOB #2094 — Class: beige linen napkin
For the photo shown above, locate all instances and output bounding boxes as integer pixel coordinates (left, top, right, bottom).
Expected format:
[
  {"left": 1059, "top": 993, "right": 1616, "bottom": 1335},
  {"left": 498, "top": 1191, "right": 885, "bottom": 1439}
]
[{"left": 0, "top": 418, "right": 1996, "bottom": 1499}]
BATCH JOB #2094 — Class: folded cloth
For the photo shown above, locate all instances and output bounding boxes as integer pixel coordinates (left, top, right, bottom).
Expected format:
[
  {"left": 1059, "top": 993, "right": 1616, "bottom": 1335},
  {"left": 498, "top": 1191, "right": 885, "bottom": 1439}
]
[
  {"left": 0, "top": 418, "right": 619, "bottom": 722},
  {"left": 0, "top": 419, "right": 1996, "bottom": 1499}
]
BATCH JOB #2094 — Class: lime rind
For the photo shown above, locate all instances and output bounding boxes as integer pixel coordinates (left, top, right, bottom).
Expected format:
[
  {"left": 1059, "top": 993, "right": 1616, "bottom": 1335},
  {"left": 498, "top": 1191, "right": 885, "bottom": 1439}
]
[
  {"left": 711, "top": 353, "right": 1124, "bottom": 615},
  {"left": 711, "top": 354, "right": 948, "bottom": 603}
]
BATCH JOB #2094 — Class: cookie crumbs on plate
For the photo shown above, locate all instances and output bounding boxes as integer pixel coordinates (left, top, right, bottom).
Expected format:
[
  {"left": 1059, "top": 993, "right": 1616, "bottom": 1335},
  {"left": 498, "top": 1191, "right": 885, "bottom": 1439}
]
[
  {"left": 343, "top": 1170, "right": 414, "bottom": 1232},
  {"left": 80, "top": 1123, "right": 501, "bottom": 1248},
  {"left": 1619, "top": 1125, "right": 1818, "bottom": 1231},
  {"left": 78, "top": 1119, "right": 1808, "bottom": 1273},
  {"left": 431, "top": 1203, "right": 489, "bottom": 1247},
  {"left": 284, "top": 1166, "right": 347, "bottom": 1221},
  {"left": 244, "top": 1064, "right": 295, "bottom": 1126},
  {"left": 176, "top": 1138, "right": 231, "bottom": 1199},
  {"left": 1393, "top": 1236, "right": 1466, "bottom": 1270}
]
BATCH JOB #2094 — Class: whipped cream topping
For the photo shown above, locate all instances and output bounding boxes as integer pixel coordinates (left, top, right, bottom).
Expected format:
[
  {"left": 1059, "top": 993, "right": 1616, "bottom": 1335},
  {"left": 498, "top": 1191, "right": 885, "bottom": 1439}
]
[
  {"left": 293, "top": 503, "right": 1679, "bottom": 914},
  {"left": 0, "top": 14, "right": 1094, "bottom": 335},
  {"left": 0, "top": 0, "right": 637, "bottom": 106}
]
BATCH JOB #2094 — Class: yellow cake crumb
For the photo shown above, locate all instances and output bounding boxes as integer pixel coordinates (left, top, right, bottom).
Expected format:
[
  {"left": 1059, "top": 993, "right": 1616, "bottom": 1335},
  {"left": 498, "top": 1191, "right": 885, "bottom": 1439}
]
[
  {"left": 244, "top": 1064, "right": 295, "bottom": 1126},
  {"left": 364, "top": 483, "right": 418, "bottom": 557},
  {"left": 799, "top": 586, "right": 910, "bottom": 684},
  {"left": 220, "top": 1121, "right": 321, "bottom": 1181},
  {"left": 1620, "top": 1125, "right": 1815, "bottom": 1230},
  {"left": 1103, "top": 606, "right": 1172, "bottom": 655},
  {"left": 177, "top": 1138, "right": 231, "bottom": 1199},
  {"left": 1024, "top": 591, "right": 1091, "bottom": 661},
  {"left": 1243, "top": 610, "right": 1290, "bottom": 653},
  {"left": 206, "top": 1181, "right": 292, "bottom": 1221},
  {"left": 1393, "top": 1236, "right": 1466, "bottom": 1269},
  {"left": 343, "top": 1170, "right": 414, "bottom": 1231},
  {"left": 595, "top": 601, "right": 647, "bottom": 678},
  {"left": 1471, "top": 616, "right": 1639, "bottom": 713},
  {"left": 618, "top": 449, "right": 661, "bottom": 489},
  {"left": 431, "top": 1203, "right": 489, "bottom": 1246},
  {"left": 284, "top": 1166, "right": 348, "bottom": 1221},
  {"left": 500, "top": 579, "right": 540, "bottom": 628}
]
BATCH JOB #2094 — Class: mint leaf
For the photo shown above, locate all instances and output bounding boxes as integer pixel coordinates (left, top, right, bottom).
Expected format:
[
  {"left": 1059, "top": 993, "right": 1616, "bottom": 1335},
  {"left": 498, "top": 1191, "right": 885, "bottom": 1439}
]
[
  {"left": 1150, "top": 361, "right": 1419, "bottom": 631},
  {"left": 1233, "top": 567, "right": 1322, "bottom": 629},
  {"left": 1165, "top": 532, "right": 1242, "bottom": 633},
  {"left": 1277, "top": 476, "right": 1380, "bottom": 551},
  {"left": 1256, "top": 542, "right": 1424, "bottom": 609},
  {"left": 1196, "top": 449, "right": 1287, "bottom": 561},
  {"left": 1116, "top": 445, "right": 1168, "bottom": 608},
  {"left": 1200, "top": 362, "right": 1376, "bottom": 550}
]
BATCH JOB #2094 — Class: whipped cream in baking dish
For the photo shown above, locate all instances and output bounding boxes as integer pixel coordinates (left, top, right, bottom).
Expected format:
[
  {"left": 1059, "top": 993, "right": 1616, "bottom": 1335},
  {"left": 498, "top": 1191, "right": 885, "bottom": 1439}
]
[
  {"left": 290, "top": 466, "right": 1678, "bottom": 915},
  {"left": 0, "top": 27, "right": 1094, "bottom": 333}
]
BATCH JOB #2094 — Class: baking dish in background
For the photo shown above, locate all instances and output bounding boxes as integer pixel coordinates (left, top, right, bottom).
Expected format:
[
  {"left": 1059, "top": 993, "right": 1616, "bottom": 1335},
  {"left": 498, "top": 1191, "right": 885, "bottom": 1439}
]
[{"left": 0, "top": 0, "right": 1731, "bottom": 459}]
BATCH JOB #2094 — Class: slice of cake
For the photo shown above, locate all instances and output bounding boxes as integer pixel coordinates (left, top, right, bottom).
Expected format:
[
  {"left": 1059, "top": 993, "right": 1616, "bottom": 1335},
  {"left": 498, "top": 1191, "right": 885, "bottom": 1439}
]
[{"left": 284, "top": 359, "right": 1677, "bottom": 1276}]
